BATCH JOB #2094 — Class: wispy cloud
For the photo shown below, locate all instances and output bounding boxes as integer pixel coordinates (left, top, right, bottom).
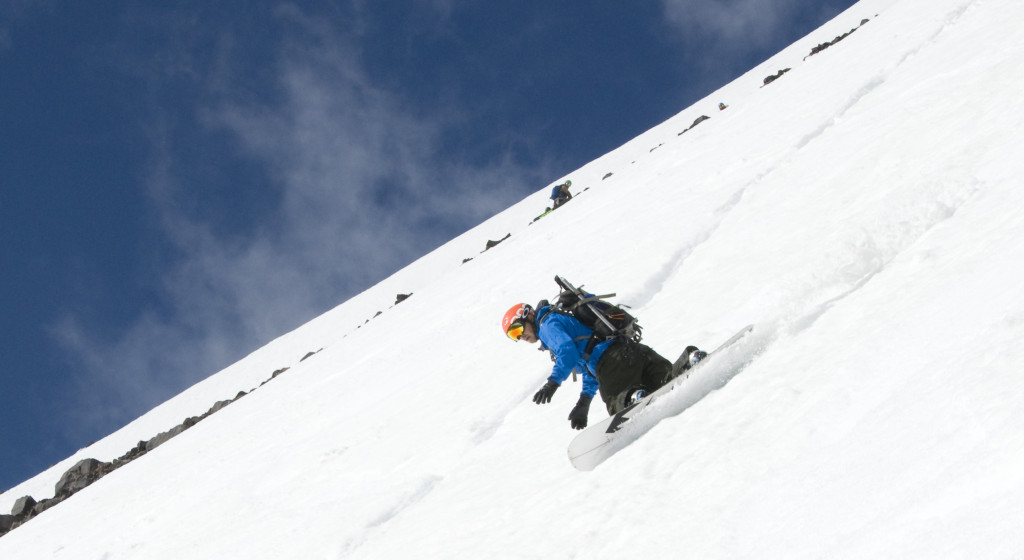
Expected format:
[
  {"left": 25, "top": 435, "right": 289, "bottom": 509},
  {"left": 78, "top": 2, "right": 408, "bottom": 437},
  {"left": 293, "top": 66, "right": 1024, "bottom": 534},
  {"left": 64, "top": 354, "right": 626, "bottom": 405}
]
[
  {"left": 54, "top": 5, "right": 552, "bottom": 440},
  {"left": 662, "top": 0, "right": 795, "bottom": 47},
  {"left": 0, "top": 0, "right": 55, "bottom": 53},
  {"left": 660, "top": 0, "right": 851, "bottom": 59}
]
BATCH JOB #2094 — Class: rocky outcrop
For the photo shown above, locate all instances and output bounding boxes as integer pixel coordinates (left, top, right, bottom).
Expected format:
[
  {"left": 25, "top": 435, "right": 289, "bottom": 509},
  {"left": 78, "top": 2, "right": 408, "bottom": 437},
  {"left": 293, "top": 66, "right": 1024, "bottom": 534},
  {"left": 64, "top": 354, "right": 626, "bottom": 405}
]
[
  {"left": 10, "top": 496, "right": 35, "bottom": 518},
  {"left": 762, "top": 68, "right": 791, "bottom": 86},
  {"left": 0, "top": 365, "right": 290, "bottom": 539},
  {"left": 678, "top": 115, "right": 711, "bottom": 136},
  {"left": 805, "top": 18, "right": 871, "bottom": 60},
  {"left": 483, "top": 234, "right": 511, "bottom": 251},
  {"left": 54, "top": 459, "right": 110, "bottom": 499}
]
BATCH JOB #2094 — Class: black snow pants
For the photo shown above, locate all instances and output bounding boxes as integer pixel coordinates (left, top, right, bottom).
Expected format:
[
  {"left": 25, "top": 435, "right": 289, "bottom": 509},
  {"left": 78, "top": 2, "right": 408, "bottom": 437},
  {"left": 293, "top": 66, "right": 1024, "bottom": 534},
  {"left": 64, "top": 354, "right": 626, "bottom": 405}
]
[{"left": 594, "top": 340, "right": 674, "bottom": 415}]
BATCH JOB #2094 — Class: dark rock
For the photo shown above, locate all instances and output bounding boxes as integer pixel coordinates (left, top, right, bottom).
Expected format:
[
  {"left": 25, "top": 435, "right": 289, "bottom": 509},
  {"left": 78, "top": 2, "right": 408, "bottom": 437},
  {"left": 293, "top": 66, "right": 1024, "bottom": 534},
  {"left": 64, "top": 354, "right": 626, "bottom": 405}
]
[
  {"left": 11, "top": 495, "right": 36, "bottom": 517},
  {"left": 483, "top": 233, "right": 511, "bottom": 251},
  {"left": 114, "top": 441, "right": 148, "bottom": 466},
  {"left": 763, "top": 68, "right": 791, "bottom": 86},
  {"left": 32, "top": 498, "right": 58, "bottom": 516},
  {"left": 678, "top": 115, "right": 711, "bottom": 135},
  {"left": 209, "top": 399, "right": 234, "bottom": 415},
  {"left": 805, "top": 19, "right": 869, "bottom": 59},
  {"left": 0, "top": 513, "right": 14, "bottom": 535},
  {"left": 145, "top": 425, "right": 186, "bottom": 452},
  {"left": 54, "top": 458, "right": 107, "bottom": 498}
]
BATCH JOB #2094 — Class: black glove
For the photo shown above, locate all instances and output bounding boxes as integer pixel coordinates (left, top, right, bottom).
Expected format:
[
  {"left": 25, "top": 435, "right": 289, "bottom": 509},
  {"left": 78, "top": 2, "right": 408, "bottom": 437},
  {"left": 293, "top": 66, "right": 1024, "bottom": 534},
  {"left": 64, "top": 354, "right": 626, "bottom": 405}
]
[
  {"left": 568, "top": 394, "right": 593, "bottom": 430},
  {"left": 533, "top": 380, "right": 559, "bottom": 404}
]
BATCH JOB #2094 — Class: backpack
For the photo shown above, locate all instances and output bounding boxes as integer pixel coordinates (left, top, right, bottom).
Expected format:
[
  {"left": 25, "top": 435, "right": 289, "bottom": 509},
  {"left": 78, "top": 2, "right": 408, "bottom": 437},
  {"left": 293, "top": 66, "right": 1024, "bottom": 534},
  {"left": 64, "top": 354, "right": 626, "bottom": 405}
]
[{"left": 538, "top": 275, "right": 643, "bottom": 361}]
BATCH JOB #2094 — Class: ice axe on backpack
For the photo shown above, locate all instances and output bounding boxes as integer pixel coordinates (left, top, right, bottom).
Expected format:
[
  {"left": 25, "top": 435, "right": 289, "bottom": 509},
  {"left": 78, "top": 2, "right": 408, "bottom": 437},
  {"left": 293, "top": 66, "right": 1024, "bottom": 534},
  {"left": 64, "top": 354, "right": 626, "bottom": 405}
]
[{"left": 552, "top": 275, "right": 642, "bottom": 344}]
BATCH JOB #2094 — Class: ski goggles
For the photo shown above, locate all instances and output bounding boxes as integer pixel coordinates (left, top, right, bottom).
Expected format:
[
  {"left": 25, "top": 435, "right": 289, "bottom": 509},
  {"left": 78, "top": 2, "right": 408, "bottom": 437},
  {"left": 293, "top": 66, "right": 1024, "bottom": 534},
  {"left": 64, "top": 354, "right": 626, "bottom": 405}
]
[{"left": 506, "top": 322, "right": 525, "bottom": 341}]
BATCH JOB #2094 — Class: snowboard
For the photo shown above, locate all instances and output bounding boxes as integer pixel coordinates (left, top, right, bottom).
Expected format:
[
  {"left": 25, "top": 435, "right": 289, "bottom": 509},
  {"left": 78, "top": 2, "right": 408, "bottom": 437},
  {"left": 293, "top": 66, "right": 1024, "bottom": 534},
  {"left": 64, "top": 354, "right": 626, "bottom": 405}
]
[
  {"left": 529, "top": 187, "right": 589, "bottom": 224},
  {"left": 530, "top": 208, "right": 555, "bottom": 223},
  {"left": 567, "top": 324, "right": 755, "bottom": 471}
]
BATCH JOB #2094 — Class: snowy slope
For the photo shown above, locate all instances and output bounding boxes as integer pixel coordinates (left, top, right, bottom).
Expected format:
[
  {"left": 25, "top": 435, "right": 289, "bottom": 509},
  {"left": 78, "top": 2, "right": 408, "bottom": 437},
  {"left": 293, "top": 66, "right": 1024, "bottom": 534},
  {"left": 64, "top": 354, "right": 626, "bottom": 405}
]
[{"left": 5, "top": 0, "right": 1024, "bottom": 557}]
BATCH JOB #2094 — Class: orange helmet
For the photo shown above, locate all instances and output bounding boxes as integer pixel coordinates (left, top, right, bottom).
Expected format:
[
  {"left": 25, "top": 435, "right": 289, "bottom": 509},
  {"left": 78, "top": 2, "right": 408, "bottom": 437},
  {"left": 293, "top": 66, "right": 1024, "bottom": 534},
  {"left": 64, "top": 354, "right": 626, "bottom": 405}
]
[{"left": 501, "top": 303, "right": 533, "bottom": 341}]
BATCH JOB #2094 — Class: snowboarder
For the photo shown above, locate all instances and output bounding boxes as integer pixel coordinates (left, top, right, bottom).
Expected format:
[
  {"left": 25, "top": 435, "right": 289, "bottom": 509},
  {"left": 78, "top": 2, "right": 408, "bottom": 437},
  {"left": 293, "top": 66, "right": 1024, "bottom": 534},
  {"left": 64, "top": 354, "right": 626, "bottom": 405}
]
[
  {"left": 550, "top": 180, "right": 573, "bottom": 209},
  {"left": 501, "top": 302, "right": 706, "bottom": 430}
]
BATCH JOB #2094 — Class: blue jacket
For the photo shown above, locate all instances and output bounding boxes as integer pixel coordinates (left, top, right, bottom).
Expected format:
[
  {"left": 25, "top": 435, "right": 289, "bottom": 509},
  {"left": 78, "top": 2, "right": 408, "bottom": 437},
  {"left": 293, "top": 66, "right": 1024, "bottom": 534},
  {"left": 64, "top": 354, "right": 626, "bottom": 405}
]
[{"left": 535, "top": 306, "right": 612, "bottom": 398}]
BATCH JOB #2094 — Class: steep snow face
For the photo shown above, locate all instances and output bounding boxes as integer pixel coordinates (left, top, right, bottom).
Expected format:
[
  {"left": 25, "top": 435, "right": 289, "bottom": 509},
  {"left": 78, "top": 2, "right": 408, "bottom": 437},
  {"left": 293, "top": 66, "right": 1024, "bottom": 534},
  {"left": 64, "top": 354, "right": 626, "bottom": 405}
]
[{"left": 5, "top": 0, "right": 1024, "bottom": 557}]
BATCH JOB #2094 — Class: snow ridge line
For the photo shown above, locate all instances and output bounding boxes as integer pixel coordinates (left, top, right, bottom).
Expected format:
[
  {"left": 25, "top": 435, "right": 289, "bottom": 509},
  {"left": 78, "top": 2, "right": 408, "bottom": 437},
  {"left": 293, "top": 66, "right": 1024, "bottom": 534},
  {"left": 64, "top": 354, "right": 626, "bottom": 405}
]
[
  {"left": 795, "top": 75, "right": 886, "bottom": 151},
  {"left": 626, "top": 174, "right": 756, "bottom": 312},
  {"left": 623, "top": 0, "right": 987, "bottom": 342},
  {"left": 468, "top": 385, "right": 537, "bottom": 446},
  {"left": 797, "top": 0, "right": 980, "bottom": 151},
  {"left": 338, "top": 474, "right": 444, "bottom": 558},
  {"left": 782, "top": 176, "right": 982, "bottom": 338}
]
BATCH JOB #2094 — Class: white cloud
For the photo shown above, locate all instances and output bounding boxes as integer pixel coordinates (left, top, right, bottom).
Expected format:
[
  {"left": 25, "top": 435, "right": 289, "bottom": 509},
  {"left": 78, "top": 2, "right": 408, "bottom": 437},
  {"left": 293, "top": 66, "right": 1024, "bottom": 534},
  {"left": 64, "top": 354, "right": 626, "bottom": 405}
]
[
  {"left": 55, "top": 5, "right": 553, "bottom": 440},
  {"left": 660, "top": 0, "right": 846, "bottom": 56},
  {"left": 662, "top": 0, "right": 792, "bottom": 45}
]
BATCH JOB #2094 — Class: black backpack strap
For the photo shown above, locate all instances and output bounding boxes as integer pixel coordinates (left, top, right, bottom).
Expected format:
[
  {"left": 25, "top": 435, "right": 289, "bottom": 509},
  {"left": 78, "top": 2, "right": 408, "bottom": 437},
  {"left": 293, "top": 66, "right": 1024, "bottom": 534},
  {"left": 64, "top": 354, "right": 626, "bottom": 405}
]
[{"left": 582, "top": 335, "right": 599, "bottom": 362}]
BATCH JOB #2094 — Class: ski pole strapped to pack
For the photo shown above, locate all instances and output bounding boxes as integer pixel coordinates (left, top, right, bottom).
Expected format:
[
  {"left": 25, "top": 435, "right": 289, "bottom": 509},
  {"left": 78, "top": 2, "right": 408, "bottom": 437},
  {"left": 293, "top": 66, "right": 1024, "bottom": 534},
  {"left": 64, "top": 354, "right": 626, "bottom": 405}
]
[{"left": 551, "top": 276, "right": 642, "bottom": 359}]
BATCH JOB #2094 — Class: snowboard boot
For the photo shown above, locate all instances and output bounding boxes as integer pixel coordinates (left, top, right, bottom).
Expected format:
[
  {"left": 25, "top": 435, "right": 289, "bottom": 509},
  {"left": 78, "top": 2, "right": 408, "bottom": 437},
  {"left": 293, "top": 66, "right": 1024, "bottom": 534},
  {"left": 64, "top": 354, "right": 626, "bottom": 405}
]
[
  {"left": 669, "top": 346, "right": 708, "bottom": 380},
  {"left": 623, "top": 385, "right": 649, "bottom": 408},
  {"left": 686, "top": 346, "right": 708, "bottom": 368}
]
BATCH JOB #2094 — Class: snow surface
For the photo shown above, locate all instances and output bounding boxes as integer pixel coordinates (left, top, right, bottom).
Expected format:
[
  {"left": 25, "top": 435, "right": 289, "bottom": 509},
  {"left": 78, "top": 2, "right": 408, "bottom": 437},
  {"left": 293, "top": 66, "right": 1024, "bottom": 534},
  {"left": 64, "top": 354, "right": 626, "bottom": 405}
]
[{"left": 4, "top": 0, "right": 1024, "bottom": 557}]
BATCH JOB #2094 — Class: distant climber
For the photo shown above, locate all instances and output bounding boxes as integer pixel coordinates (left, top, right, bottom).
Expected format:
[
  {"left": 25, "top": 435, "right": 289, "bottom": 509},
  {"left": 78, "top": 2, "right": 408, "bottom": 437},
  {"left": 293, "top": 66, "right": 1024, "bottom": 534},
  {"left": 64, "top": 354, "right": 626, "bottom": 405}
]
[{"left": 550, "top": 180, "right": 573, "bottom": 209}]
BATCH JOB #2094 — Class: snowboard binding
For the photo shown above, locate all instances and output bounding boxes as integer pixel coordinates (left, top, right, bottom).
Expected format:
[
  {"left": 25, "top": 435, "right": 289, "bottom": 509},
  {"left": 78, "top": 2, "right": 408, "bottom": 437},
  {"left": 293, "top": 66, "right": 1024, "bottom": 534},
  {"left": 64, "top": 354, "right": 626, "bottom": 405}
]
[{"left": 623, "top": 385, "right": 649, "bottom": 408}]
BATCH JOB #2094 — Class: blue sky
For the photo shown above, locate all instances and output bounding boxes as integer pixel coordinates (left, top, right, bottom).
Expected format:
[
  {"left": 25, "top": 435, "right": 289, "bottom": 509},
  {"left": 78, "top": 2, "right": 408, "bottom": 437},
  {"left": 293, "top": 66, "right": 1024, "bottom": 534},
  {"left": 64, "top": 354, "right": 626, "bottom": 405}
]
[{"left": 0, "top": 0, "right": 856, "bottom": 492}]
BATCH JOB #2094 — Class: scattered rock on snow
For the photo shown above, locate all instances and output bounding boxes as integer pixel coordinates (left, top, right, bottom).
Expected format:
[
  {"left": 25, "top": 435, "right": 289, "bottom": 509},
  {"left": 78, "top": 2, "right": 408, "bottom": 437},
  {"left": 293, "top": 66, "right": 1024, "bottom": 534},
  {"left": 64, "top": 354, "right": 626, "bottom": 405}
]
[
  {"left": 0, "top": 361, "right": 292, "bottom": 538},
  {"left": 54, "top": 458, "right": 108, "bottom": 498},
  {"left": 483, "top": 234, "right": 511, "bottom": 252},
  {"left": 11, "top": 496, "right": 36, "bottom": 517},
  {"left": 678, "top": 115, "right": 711, "bottom": 135},
  {"left": 804, "top": 18, "right": 870, "bottom": 60},
  {"left": 762, "top": 68, "right": 791, "bottom": 86}
]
